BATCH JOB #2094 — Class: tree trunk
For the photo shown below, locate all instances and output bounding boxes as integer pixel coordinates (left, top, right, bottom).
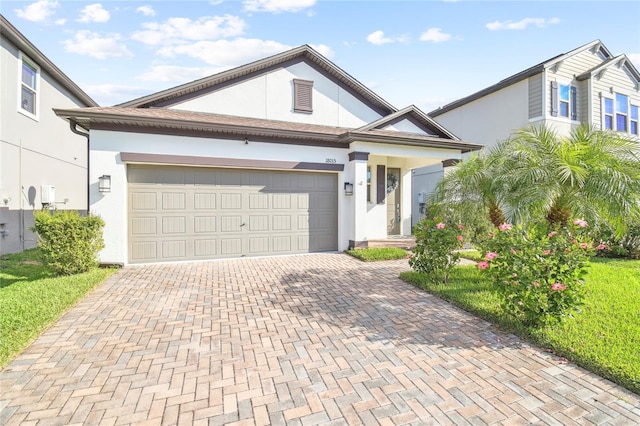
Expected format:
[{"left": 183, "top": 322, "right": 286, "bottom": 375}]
[
  {"left": 546, "top": 202, "right": 570, "bottom": 227},
  {"left": 488, "top": 199, "right": 506, "bottom": 227}
]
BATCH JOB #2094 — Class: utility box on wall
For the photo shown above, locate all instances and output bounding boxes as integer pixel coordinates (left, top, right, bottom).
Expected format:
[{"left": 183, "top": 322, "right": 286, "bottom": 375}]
[{"left": 41, "top": 185, "right": 56, "bottom": 204}]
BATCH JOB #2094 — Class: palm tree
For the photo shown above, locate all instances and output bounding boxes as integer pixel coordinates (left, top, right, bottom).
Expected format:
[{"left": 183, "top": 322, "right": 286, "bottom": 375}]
[
  {"left": 501, "top": 124, "right": 640, "bottom": 232},
  {"left": 428, "top": 123, "right": 640, "bottom": 234},
  {"left": 427, "top": 149, "right": 507, "bottom": 228}
]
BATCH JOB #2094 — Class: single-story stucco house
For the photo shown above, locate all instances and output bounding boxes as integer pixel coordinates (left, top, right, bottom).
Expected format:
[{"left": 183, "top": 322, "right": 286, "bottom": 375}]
[{"left": 55, "top": 45, "right": 480, "bottom": 265}]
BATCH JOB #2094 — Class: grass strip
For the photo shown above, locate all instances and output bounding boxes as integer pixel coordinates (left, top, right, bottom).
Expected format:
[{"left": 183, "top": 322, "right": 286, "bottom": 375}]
[
  {"left": 0, "top": 249, "right": 118, "bottom": 369},
  {"left": 400, "top": 259, "right": 640, "bottom": 394},
  {"left": 345, "top": 247, "right": 409, "bottom": 262}
]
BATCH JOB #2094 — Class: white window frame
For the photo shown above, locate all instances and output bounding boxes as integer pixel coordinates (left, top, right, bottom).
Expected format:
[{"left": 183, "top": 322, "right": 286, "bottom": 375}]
[
  {"left": 631, "top": 104, "right": 639, "bottom": 136},
  {"left": 18, "top": 51, "right": 40, "bottom": 121},
  {"left": 559, "top": 84, "right": 570, "bottom": 118},
  {"left": 615, "top": 93, "right": 628, "bottom": 132},
  {"left": 603, "top": 97, "right": 614, "bottom": 130}
]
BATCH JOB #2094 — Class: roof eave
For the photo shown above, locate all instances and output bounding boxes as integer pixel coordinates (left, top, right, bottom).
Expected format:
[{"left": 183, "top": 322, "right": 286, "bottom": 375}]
[{"left": 342, "top": 132, "right": 482, "bottom": 152}]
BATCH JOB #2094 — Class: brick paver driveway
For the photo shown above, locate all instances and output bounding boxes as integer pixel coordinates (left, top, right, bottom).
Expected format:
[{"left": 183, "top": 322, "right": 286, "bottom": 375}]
[{"left": 1, "top": 254, "right": 639, "bottom": 425}]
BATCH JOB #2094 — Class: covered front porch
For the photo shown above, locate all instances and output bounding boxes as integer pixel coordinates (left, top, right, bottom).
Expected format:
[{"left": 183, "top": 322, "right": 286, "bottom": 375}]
[{"left": 344, "top": 141, "right": 463, "bottom": 249}]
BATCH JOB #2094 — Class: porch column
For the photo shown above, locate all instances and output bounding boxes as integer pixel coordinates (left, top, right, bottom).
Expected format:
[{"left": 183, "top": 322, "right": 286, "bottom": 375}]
[{"left": 348, "top": 151, "right": 369, "bottom": 248}]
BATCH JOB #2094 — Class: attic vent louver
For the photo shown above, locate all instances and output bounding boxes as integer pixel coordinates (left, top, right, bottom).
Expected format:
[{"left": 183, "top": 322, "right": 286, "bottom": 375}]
[{"left": 293, "top": 79, "right": 313, "bottom": 113}]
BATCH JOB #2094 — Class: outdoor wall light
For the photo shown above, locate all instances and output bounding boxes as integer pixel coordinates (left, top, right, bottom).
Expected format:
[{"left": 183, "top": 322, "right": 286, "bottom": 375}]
[
  {"left": 344, "top": 182, "right": 354, "bottom": 196},
  {"left": 98, "top": 175, "right": 111, "bottom": 193}
]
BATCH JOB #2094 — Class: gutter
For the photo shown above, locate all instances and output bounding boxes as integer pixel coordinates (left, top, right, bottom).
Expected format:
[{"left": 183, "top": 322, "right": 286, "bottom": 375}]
[{"left": 68, "top": 120, "right": 90, "bottom": 213}]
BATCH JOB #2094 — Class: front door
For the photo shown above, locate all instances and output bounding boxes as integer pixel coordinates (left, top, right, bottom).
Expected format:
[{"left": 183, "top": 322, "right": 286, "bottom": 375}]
[{"left": 386, "top": 168, "right": 401, "bottom": 235}]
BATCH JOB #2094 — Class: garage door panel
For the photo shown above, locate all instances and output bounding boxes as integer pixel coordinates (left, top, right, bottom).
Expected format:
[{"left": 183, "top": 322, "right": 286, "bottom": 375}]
[
  {"left": 194, "top": 239, "right": 216, "bottom": 256},
  {"left": 194, "top": 193, "right": 216, "bottom": 209},
  {"left": 128, "top": 165, "right": 337, "bottom": 263},
  {"left": 131, "top": 241, "right": 157, "bottom": 261},
  {"left": 162, "top": 240, "right": 186, "bottom": 258},
  {"left": 249, "top": 215, "right": 269, "bottom": 231},
  {"left": 221, "top": 238, "right": 242, "bottom": 255},
  {"left": 131, "top": 217, "right": 157, "bottom": 235},
  {"left": 162, "top": 216, "right": 186, "bottom": 234},
  {"left": 220, "top": 193, "right": 242, "bottom": 209},
  {"left": 131, "top": 192, "right": 157, "bottom": 210},
  {"left": 249, "top": 193, "right": 269, "bottom": 209},
  {"left": 194, "top": 216, "right": 216, "bottom": 233}
]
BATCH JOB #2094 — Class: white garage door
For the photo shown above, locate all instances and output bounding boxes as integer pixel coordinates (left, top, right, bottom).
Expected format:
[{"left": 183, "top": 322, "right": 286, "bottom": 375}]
[{"left": 128, "top": 164, "right": 338, "bottom": 264}]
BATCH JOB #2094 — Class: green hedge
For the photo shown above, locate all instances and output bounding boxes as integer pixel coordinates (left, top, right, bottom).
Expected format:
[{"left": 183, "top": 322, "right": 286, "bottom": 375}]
[{"left": 32, "top": 210, "right": 105, "bottom": 275}]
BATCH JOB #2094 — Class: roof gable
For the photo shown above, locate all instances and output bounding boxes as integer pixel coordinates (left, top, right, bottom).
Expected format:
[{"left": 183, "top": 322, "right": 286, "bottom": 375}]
[
  {"left": 576, "top": 54, "right": 640, "bottom": 84},
  {"left": 118, "top": 45, "right": 397, "bottom": 116},
  {"left": 0, "top": 14, "right": 98, "bottom": 107},
  {"left": 430, "top": 40, "right": 612, "bottom": 117},
  {"left": 357, "top": 105, "right": 459, "bottom": 139}
]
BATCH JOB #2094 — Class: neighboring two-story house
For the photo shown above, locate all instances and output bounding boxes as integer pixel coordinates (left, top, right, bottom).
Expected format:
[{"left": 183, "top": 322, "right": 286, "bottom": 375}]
[
  {"left": 55, "top": 45, "right": 480, "bottom": 265},
  {"left": 412, "top": 40, "right": 640, "bottom": 226},
  {"left": 0, "top": 15, "right": 98, "bottom": 255}
]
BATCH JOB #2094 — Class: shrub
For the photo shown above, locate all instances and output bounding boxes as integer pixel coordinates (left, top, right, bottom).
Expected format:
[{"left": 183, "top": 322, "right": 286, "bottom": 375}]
[
  {"left": 409, "top": 217, "right": 464, "bottom": 283},
  {"left": 592, "top": 221, "right": 640, "bottom": 259},
  {"left": 478, "top": 220, "right": 603, "bottom": 326},
  {"left": 32, "top": 210, "right": 105, "bottom": 275}
]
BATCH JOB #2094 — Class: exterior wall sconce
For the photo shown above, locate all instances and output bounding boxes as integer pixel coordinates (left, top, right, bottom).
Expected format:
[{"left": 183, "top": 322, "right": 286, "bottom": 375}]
[
  {"left": 344, "top": 182, "right": 353, "bottom": 196},
  {"left": 98, "top": 175, "right": 111, "bottom": 193}
]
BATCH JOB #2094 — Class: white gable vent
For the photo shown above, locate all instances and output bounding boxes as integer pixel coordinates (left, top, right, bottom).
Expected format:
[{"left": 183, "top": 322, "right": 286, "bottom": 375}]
[{"left": 293, "top": 79, "right": 313, "bottom": 113}]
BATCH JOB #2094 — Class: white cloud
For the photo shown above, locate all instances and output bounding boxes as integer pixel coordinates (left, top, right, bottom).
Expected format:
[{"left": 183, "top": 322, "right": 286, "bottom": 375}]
[
  {"left": 132, "top": 15, "right": 246, "bottom": 45},
  {"left": 157, "top": 38, "right": 291, "bottom": 67},
  {"left": 486, "top": 17, "right": 560, "bottom": 31},
  {"left": 136, "top": 5, "right": 156, "bottom": 17},
  {"left": 54, "top": 18, "right": 66, "bottom": 25},
  {"left": 366, "top": 30, "right": 408, "bottom": 45},
  {"left": 628, "top": 53, "right": 640, "bottom": 70},
  {"left": 420, "top": 28, "right": 453, "bottom": 43},
  {"left": 137, "top": 65, "right": 221, "bottom": 83},
  {"left": 62, "top": 30, "right": 133, "bottom": 59},
  {"left": 309, "top": 43, "right": 334, "bottom": 59},
  {"left": 243, "top": 0, "right": 315, "bottom": 13},
  {"left": 14, "top": 0, "right": 59, "bottom": 22},
  {"left": 77, "top": 3, "right": 110, "bottom": 23}
]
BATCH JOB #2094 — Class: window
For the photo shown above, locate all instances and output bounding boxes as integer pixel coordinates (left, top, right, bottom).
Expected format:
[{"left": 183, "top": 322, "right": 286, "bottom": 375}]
[
  {"left": 559, "top": 84, "right": 570, "bottom": 117},
  {"left": 551, "top": 82, "right": 577, "bottom": 120},
  {"left": 293, "top": 79, "right": 313, "bottom": 113},
  {"left": 367, "top": 166, "right": 372, "bottom": 202},
  {"left": 18, "top": 52, "right": 39, "bottom": 118},
  {"left": 631, "top": 105, "right": 639, "bottom": 135},
  {"left": 603, "top": 98, "right": 614, "bottom": 130},
  {"left": 616, "top": 93, "right": 628, "bottom": 132}
]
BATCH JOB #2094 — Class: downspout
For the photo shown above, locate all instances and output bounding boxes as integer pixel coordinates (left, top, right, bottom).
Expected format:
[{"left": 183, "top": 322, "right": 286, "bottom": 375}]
[{"left": 68, "top": 120, "right": 90, "bottom": 213}]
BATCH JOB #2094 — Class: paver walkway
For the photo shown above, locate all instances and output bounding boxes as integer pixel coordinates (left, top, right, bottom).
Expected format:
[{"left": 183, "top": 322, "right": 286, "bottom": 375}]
[{"left": 1, "top": 253, "right": 638, "bottom": 425}]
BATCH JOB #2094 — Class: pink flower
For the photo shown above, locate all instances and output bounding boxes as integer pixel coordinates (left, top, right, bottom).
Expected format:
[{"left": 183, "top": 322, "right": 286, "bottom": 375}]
[
  {"left": 457, "top": 224, "right": 465, "bottom": 230},
  {"left": 551, "top": 282, "right": 567, "bottom": 291},
  {"left": 543, "top": 249, "right": 551, "bottom": 255},
  {"left": 498, "top": 223, "right": 512, "bottom": 231},
  {"left": 573, "top": 219, "right": 588, "bottom": 228},
  {"left": 487, "top": 233, "right": 494, "bottom": 239},
  {"left": 457, "top": 235, "right": 463, "bottom": 241},
  {"left": 510, "top": 248, "right": 517, "bottom": 254},
  {"left": 485, "top": 252, "right": 498, "bottom": 260},
  {"left": 477, "top": 261, "right": 489, "bottom": 270},
  {"left": 579, "top": 243, "right": 588, "bottom": 249},
  {"left": 406, "top": 253, "right": 413, "bottom": 259},
  {"left": 436, "top": 222, "right": 445, "bottom": 229},
  {"left": 533, "top": 281, "right": 540, "bottom": 287},
  {"left": 597, "top": 244, "right": 606, "bottom": 250},
  {"left": 548, "top": 231, "right": 557, "bottom": 238},
  {"left": 512, "top": 273, "right": 518, "bottom": 278}
]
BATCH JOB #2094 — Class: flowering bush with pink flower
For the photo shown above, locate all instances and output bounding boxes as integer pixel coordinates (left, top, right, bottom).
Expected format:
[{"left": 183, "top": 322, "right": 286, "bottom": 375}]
[
  {"left": 478, "top": 220, "right": 603, "bottom": 326},
  {"left": 409, "top": 217, "right": 463, "bottom": 283}
]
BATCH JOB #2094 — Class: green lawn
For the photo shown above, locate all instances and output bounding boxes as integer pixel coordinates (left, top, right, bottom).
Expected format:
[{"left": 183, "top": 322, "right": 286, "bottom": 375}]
[
  {"left": 345, "top": 247, "right": 409, "bottom": 262},
  {"left": 401, "top": 258, "right": 640, "bottom": 394},
  {"left": 0, "top": 249, "right": 118, "bottom": 369}
]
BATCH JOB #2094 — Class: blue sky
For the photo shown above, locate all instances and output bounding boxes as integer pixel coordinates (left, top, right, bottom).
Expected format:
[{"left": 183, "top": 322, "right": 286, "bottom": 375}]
[{"left": 3, "top": 0, "right": 639, "bottom": 110}]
